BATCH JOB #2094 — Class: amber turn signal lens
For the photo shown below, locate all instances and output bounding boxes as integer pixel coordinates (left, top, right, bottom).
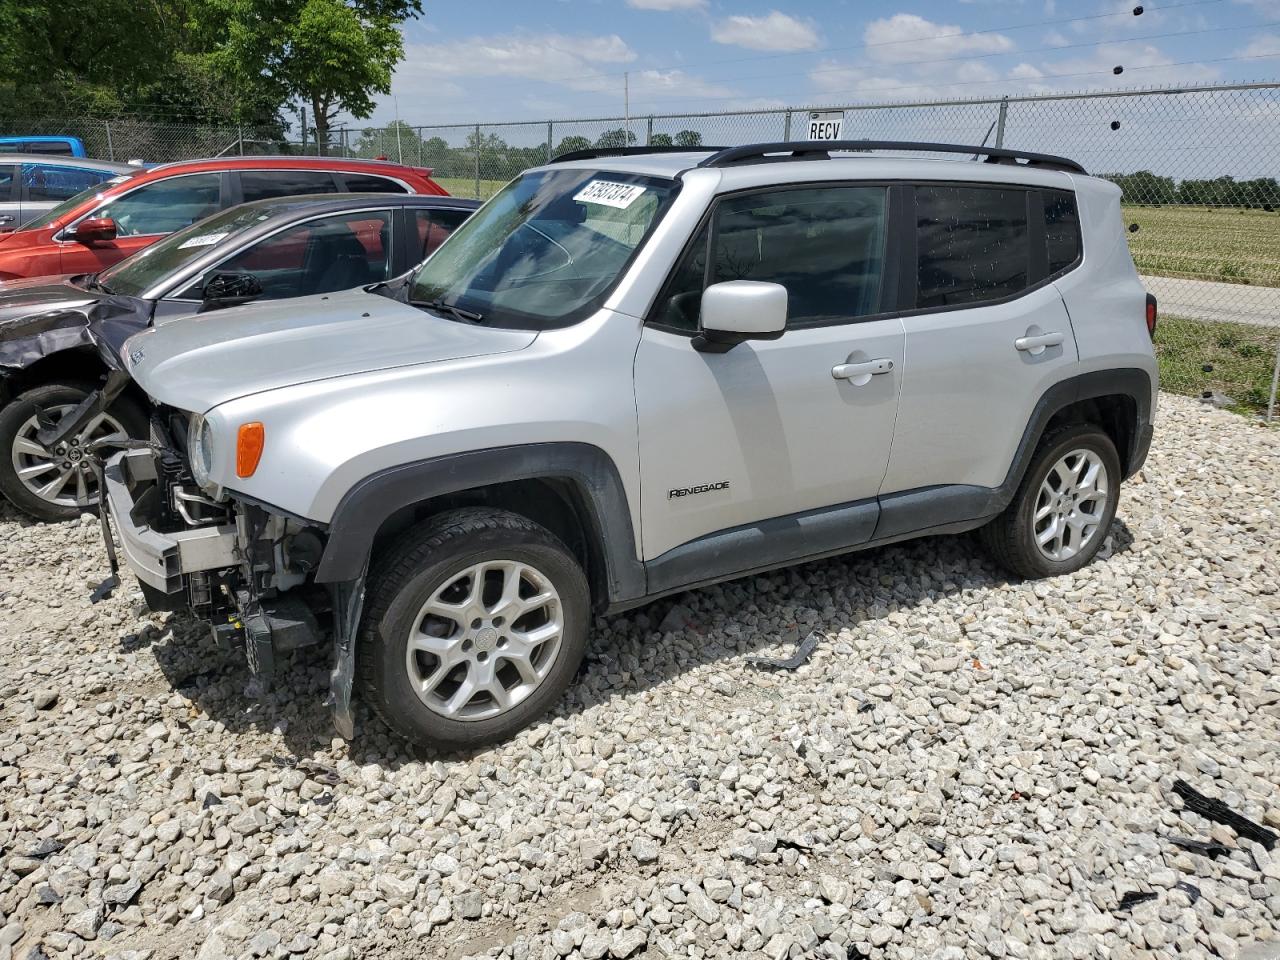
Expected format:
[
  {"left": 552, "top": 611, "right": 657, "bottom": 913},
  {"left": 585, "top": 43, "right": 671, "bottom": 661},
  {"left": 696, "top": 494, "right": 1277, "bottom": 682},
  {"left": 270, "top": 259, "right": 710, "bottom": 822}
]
[{"left": 236, "top": 422, "right": 265, "bottom": 478}]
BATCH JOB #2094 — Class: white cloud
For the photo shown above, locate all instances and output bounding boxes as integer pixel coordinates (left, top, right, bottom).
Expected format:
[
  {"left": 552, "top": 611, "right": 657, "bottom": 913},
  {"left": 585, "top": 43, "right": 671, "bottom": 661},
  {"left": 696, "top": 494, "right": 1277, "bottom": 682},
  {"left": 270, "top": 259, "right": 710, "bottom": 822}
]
[
  {"left": 1012, "top": 42, "right": 1220, "bottom": 94},
  {"left": 397, "top": 32, "right": 636, "bottom": 83},
  {"left": 1237, "top": 34, "right": 1280, "bottom": 60},
  {"left": 863, "top": 14, "right": 1015, "bottom": 63},
  {"left": 627, "top": 0, "right": 706, "bottom": 8},
  {"left": 711, "top": 12, "right": 820, "bottom": 52},
  {"left": 1008, "top": 62, "right": 1044, "bottom": 79},
  {"left": 626, "top": 69, "right": 736, "bottom": 101},
  {"left": 1043, "top": 30, "right": 1070, "bottom": 48}
]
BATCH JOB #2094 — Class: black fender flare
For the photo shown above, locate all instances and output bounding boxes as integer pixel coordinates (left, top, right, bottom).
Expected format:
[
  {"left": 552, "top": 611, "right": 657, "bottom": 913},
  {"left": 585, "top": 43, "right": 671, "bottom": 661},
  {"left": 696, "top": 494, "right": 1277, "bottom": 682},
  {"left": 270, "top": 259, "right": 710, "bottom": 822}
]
[
  {"left": 314, "top": 442, "right": 647, "bottom": 604},
  {"left": 1004, "top": 367, "right": 1154, "bottom": 490}
]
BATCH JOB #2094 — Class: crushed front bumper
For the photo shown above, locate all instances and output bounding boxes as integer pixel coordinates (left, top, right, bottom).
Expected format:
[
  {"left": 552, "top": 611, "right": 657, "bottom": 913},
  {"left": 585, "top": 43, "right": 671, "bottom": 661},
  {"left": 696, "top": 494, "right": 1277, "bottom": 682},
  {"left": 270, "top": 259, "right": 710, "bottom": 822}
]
[{"left": 101, "top": 449, "right": 239, "bottom": 597}]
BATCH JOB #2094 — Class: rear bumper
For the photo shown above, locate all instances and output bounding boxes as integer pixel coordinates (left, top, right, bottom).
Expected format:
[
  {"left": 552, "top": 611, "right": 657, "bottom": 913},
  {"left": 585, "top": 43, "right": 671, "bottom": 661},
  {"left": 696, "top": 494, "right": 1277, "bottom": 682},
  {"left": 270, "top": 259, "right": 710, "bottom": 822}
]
[{"left": 103, "top": 450, "right": 239, "bottom": 596}]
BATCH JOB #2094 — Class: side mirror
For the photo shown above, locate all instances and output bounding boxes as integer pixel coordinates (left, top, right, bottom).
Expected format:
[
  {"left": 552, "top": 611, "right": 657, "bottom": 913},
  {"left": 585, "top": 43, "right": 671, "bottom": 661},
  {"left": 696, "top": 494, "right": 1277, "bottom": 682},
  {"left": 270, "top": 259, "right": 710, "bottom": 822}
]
[
  {"left": 71, "top": 217, "right": 117, "bottom": 244},
  {"left": 693, "top": 280, "right": 787, "bottom": 353},
  {"left": 200, "top": 272, "right": 264, "bottom": 311}
]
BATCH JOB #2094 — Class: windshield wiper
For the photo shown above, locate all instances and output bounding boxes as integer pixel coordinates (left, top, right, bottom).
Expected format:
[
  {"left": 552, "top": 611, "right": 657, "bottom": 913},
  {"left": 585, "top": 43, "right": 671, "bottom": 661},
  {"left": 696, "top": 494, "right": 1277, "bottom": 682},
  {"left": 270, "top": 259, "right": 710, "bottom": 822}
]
[{"left": 411, "top": 298, "right": 485, "bottom": 324}]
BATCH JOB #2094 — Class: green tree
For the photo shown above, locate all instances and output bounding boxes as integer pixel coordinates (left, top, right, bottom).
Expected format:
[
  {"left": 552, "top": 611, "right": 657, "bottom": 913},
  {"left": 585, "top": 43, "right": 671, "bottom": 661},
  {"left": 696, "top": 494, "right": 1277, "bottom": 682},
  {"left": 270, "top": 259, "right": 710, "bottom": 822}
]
[
  {"left": 555, "top": 135, "right": 591, "bottom": 156},
  {"left": 1100, "top": 170, "right": 1177, "bottom": 206},
  {"left": 649, "top": 133, "right": 674, "bottom": 147},
  {"left": 674, "top": 129, "right": 703, "bottom": 147},
  {"left": 199, "top": 0, "right": 422, "bottom": 153},
  {"left": 596, "top": 128, "right": 638, "bottom": 148},
  {"left": 354, "top": 119, "right": 425, "bottom": 161}
]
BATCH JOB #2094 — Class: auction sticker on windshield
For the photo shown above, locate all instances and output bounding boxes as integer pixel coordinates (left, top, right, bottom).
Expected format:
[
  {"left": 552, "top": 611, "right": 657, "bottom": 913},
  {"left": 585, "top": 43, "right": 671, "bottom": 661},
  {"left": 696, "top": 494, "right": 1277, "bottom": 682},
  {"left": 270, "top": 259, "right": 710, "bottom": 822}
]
[
  {"left": 177, "top": 232, "right": 229, "bottom": 250},
  {"left": 574, "top": 180, "right": 646, "bottom": 209}
]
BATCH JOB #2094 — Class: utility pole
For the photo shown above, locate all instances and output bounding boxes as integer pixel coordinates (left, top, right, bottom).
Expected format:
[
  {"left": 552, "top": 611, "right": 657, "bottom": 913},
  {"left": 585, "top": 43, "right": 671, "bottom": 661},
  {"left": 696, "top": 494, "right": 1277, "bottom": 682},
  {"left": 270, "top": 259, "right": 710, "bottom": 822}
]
[
  {"left": 394, "top": 96, "right": 404, "bottom": 164},
  {"left": 624, "top": 72, "right": 631, "bottom": 146},
  {"left": 299, "top": 103, "right": 308, "bottom": 153}
]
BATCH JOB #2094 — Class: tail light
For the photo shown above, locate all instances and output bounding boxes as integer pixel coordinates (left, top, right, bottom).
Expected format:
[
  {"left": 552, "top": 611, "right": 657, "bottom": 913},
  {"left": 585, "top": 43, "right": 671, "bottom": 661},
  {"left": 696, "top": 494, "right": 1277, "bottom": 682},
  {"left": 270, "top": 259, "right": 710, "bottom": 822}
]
[{"left": 1145, "top": 292, "right": 1158, "bottom": 338}]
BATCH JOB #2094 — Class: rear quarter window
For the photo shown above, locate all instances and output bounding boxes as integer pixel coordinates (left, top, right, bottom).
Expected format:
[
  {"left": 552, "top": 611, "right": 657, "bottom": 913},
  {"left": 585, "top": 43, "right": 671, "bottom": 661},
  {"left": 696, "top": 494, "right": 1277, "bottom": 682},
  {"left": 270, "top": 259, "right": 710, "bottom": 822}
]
[
  {"left": 342, "top": 173, "right": 408, "bottom": 194},
  {"left": 915, "top": 185, "right": 1030, "bottom": 309},
  {"left": 1043, "top": 190, "right": 1082, "bottom": 276}
]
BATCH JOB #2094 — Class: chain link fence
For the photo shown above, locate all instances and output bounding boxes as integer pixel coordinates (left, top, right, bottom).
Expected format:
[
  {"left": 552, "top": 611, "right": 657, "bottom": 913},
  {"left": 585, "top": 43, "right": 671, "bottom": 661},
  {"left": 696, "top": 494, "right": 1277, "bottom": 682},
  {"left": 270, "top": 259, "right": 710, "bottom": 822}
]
[{"left": 6, "top": 82, "right": 1280, "bottom": 419}]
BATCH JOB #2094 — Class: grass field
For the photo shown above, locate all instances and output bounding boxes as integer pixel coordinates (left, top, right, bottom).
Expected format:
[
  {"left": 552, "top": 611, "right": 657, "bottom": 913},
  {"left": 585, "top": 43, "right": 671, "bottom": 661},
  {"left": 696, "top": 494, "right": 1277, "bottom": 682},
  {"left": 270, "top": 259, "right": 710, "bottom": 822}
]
[
  {"left": 435, "top": 176, "right": 508, "bottom": 200},
  {"left": 1124, "top": 205, "right": 1280, "bottom": 288},
  {"left": 1155, "top": 314, "right": 1277, "bottom": 414}
]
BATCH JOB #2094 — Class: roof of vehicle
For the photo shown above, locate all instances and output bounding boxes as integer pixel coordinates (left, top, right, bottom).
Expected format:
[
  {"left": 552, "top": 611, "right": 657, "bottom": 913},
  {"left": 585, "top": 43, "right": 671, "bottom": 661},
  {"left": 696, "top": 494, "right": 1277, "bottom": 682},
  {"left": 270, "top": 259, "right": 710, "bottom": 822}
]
[
  {"left": 145, "top": 155, "right": 437, "bottom": 175},
  {"left": 0, "top": 135, "right": 83, "bottom": 143},
  {"left": 541, "top": 142, "right": 1091, "bottom": 184},
  {"left": 231, "top": 192, "right": 481, "bottom": 219},
  {"left": 0, "top": 154, "right": 136, "bottom": 173}
]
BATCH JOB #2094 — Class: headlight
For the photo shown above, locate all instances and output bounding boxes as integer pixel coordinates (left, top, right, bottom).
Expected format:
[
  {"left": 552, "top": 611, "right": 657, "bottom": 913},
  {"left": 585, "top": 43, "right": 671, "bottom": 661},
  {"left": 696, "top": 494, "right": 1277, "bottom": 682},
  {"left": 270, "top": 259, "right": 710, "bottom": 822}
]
[{"left": 188, "top": 414, "right": 215, "bottom": 489}]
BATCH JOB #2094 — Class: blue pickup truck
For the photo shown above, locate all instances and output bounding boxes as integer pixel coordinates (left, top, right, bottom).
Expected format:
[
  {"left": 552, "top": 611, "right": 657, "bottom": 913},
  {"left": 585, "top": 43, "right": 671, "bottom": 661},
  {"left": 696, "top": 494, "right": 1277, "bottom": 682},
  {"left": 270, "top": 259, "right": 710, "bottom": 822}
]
[{"left": 0, "top": 136, "right": 87, "bottom": 157}]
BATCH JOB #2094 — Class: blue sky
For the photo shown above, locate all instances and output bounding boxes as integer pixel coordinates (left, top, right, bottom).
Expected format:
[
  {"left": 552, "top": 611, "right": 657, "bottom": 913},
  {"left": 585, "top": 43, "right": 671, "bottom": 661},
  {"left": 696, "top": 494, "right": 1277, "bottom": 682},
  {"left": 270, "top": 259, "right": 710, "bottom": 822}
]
[{"left": 359, "top": 0, "right": 1279, "bottom": 126}]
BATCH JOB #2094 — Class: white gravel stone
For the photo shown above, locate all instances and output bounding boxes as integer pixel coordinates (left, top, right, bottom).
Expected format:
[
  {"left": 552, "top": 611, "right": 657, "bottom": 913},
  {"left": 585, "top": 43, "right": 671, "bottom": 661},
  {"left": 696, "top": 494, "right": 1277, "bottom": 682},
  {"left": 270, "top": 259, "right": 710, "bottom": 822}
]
[{"left": 0, "top": 394, "right": 1277, "bottom": 960}]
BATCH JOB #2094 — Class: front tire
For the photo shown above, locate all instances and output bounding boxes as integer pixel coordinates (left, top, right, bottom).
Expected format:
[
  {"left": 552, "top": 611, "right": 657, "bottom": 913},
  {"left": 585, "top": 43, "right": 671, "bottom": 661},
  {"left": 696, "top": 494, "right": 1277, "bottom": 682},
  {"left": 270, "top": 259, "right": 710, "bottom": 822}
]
[
  {"left": 979, "top": 423, "right": 1121, "bottom": 579},
  {"left": 357, "top": 508, "right": 591, "bottom": 750},
  {"left": 0, "top": 381, "right": 147, "bottom": 522}
]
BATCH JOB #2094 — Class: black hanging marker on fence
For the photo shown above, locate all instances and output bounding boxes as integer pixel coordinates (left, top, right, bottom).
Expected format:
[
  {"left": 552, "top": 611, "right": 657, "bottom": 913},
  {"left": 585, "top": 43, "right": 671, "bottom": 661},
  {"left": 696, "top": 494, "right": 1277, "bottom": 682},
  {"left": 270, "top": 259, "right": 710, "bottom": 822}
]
[
  {"left": 1133, "top": 5, "right": 1144, "bottom": 15},
  {"left": 1114, "top": 65, "right": 1125, "bottom": 75},
  {"left": 1111, "top": 121, "right": 1121, "bottom": 130},
  {"left": 1129, "top": 223, "right": 1140, "bottom": 233}
]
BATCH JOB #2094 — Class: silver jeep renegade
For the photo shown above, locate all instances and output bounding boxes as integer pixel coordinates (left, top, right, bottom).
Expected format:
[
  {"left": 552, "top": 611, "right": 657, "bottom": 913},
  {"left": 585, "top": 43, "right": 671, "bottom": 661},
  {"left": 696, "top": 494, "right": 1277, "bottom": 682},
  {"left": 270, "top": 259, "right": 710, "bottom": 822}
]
[{"left": 82, "top": 141, "right": 1158, "bottom": 749}]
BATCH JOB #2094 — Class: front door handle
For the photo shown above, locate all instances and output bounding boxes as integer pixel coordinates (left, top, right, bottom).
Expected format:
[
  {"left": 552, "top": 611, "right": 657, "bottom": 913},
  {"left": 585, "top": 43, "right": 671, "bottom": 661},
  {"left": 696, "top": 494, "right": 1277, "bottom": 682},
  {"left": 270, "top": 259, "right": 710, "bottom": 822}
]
[
  {"left": 1014, "top": 331, "right": 1065, "bottom": 355},
  {"left": 832, "top": 357, "right": 894, "bottom": 381},
  {"left": 0, "top": 215, "right": 13, "bottom": 225}
]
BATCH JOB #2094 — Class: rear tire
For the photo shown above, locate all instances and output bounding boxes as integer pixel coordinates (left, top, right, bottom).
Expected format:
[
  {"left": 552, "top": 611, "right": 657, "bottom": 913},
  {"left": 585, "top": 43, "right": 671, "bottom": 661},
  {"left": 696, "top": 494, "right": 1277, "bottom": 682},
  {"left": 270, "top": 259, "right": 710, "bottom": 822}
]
[
  {"left": 357, "top": 508, "right": 591, "bottom": 750},
  {"left": 979, "top": 423, "right": 1121, "bottom": 579},
  {"left": 0, "top": 381, "right": 147, "bottom": 522}
]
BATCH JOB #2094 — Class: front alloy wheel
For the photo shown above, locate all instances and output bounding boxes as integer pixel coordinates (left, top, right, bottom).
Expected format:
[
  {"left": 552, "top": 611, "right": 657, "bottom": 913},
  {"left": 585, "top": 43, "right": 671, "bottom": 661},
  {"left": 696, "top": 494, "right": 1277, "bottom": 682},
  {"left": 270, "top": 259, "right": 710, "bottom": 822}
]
[
  {"left": 359, "top": 508, "right": 591, "bottom": 750},
  {"left": 11, "top": 405, "right": 127, "bottom": 511},
  {"left": 0, "top": 382, "right": 148, "bottom": 522},
  {"left": 406, "top": 559, "right": 565, "bottom": 721}
]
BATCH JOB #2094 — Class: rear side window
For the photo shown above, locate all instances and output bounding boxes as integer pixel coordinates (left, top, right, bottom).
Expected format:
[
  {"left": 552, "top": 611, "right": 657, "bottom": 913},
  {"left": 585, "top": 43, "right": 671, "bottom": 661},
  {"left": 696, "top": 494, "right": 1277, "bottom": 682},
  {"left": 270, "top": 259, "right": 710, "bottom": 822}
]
[
  {"left": 343, "top": 174, "right": 408, "bottom": 194},
  {"left": 915, "top": 185, "right": 1029, "bottom": 309},
  {"left": 22, "top": 164, "right": 117, "bottom": 202},
  {"left": 22, "top": 141, "right": 73, "bottom": 155},
  {"left": 0, "top": 165, "right": 13, "bottom": 203},
  {"left": 654, "top": 185, "right": 888, "bottom": 331},
  {"left": 1043, "top": 190, "right": 1081, "bottom": 276},
  {"left": 240, "top": 170, "right": 340, "bottom": 202},
  {"left": 413, "top": 208, "right": 473, "bottom": 261}
]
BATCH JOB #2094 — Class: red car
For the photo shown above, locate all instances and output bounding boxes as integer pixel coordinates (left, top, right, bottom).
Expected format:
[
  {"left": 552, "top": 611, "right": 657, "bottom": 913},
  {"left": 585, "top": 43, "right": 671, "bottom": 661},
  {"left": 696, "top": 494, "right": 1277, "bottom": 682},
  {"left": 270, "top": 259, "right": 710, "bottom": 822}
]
[{"left": 0, "top": 156, "right": 448, "bottom": 280}]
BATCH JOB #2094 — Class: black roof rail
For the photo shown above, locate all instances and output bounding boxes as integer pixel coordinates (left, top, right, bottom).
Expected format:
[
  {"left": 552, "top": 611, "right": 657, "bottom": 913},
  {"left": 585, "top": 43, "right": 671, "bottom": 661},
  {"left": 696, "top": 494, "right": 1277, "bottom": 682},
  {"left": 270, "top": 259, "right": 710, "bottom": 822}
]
[
  {"left": 696, "top": 140, "right": 1086, "bottom": 174},
  {"left": 551, "top": 145, "right": 727, "bottom": 164}
]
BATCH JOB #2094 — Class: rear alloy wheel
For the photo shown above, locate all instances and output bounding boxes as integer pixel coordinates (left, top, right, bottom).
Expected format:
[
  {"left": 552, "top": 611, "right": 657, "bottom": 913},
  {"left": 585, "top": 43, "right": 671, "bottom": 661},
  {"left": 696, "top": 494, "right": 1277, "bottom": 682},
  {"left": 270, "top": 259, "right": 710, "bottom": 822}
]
[
  {"left": 0, "top": 382, "right": 147, "bottom": 522},
  {"left": 979, "top": 423, "right": 1121, "bottom": 579},
  {"left": 358, "top": 508, "right": 591, "bottom": 750}
]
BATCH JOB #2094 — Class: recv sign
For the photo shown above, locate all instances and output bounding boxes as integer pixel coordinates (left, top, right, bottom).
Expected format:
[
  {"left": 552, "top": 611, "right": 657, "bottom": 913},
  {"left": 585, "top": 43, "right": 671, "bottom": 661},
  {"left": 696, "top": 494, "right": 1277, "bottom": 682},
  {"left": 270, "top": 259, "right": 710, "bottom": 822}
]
[{"left": 806, "top": 110, "right": 844, "bottom": 141}]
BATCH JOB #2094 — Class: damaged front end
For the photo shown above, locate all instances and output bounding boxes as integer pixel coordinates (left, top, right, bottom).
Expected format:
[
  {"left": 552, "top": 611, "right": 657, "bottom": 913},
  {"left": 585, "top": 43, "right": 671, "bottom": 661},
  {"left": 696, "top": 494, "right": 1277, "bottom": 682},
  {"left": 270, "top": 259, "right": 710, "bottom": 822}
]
[{"left": 81, "top": 325, "right": 363, "bottom": 737}]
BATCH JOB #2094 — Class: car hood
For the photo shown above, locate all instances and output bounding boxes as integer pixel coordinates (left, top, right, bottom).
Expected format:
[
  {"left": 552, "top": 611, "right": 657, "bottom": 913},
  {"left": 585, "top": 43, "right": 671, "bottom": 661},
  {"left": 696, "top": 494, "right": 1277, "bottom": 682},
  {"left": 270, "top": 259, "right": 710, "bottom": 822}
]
[
  {"left": 0, "top": 276, "right": 100, "bottom": 324},
  {"left": 120, "top": 287, "right": 539, "bottom": 412}
]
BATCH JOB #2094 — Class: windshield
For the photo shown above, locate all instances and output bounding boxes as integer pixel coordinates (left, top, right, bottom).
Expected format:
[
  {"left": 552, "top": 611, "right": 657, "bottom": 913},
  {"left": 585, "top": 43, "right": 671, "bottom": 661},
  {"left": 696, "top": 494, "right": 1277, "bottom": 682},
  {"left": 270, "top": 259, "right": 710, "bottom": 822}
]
[
  {"left": 18, "top": 174, "right": 135, "bottom": 233},
  {"left": 98, "top": 204, "right": 276, "bottom": 298},
  {"left": 408, "top": 168, "right": 677, "bottom": 326}
]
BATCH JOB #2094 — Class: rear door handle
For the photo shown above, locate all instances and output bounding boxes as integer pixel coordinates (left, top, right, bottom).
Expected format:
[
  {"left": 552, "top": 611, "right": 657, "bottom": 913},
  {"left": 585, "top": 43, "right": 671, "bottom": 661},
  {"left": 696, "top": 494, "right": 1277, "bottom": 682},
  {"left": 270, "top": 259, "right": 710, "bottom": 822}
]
[
  {"left": 0, "top": 215, "right": 13, "bottom": 225},
  {"left": 832, "top": 357, "right": 894, "bottom": 380},
  {"left": 1014, "top": 331, "right": 1065, "bottom": 354}
]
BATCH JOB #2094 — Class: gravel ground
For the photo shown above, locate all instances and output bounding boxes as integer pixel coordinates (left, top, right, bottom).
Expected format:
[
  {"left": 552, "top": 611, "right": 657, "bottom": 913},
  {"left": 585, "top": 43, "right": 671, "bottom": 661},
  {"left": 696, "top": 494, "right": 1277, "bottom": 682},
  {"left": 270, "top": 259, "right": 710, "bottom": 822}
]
[{"left": 1, "top": 391, "right": 1278, "bottom": 960}]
